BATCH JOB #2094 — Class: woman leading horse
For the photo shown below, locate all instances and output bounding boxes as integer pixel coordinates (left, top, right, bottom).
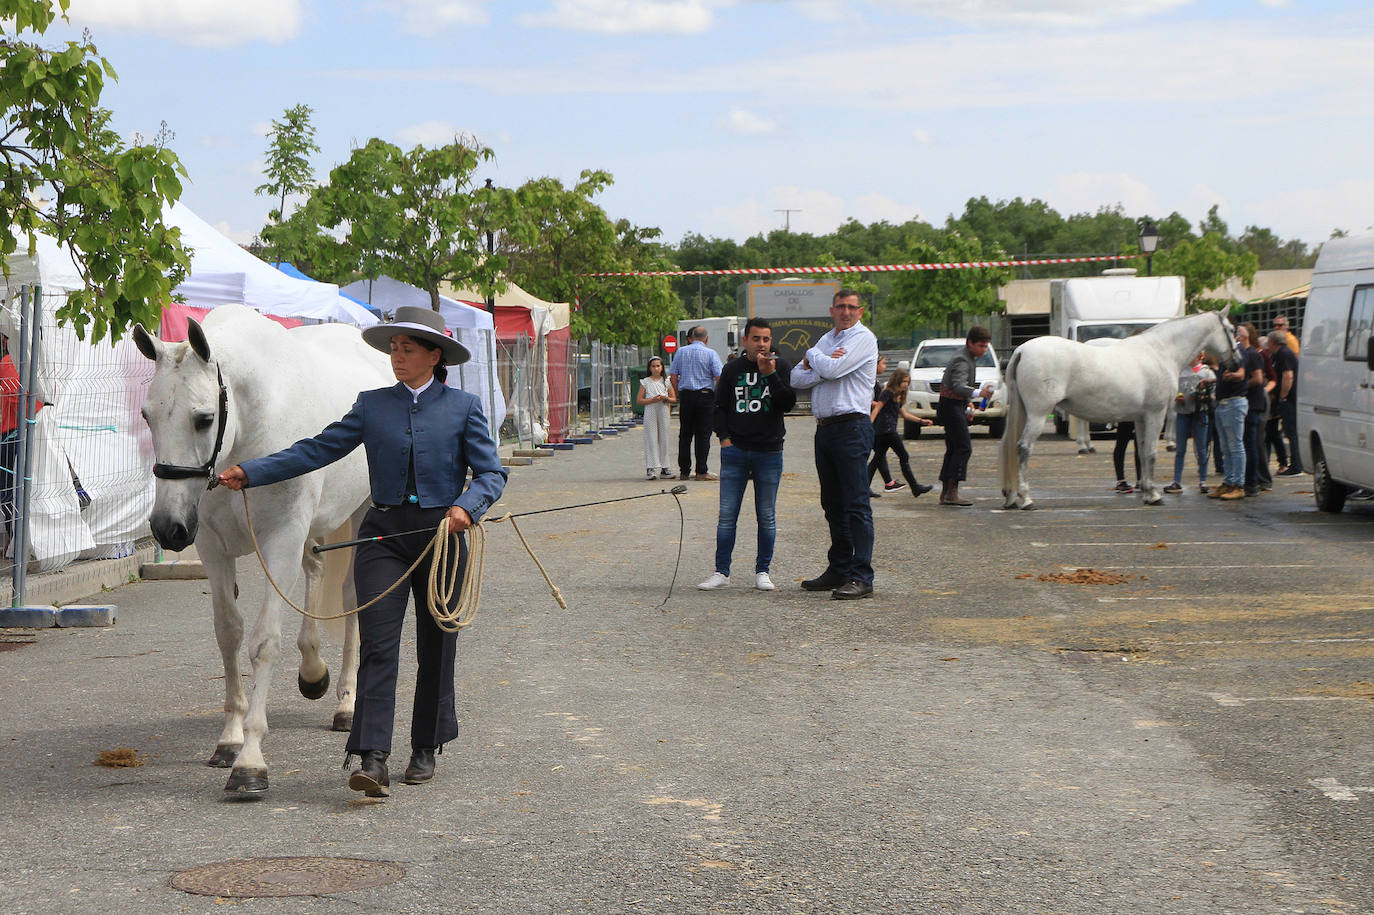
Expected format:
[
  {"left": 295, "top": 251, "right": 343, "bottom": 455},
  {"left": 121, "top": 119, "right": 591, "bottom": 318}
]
[{"left": 219, "top": 306, "right": 507, "bottom": 798}]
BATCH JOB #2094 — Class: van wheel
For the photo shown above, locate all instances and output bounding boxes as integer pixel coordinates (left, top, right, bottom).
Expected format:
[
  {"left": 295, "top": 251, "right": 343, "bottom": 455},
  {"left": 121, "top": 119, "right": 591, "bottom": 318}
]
[
  {"left": 903, "top": 420, "right": 922, "bottom": 440},
  {"left": 1312, "top": 442, "right": 1348, "bottom": 513},
  {"left": 1053, "top": 414, "right": 1068, "bottom": 437},
  {"left": 988, "top": 417, "right": 1006, "bottom": 439}
]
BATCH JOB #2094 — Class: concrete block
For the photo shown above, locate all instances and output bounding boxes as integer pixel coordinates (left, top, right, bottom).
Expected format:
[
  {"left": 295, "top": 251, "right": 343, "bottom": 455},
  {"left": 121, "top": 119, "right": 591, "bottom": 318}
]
[
  {"left": 512, "top": 448, "right": 555, "bottom": 458},
  {"left": 0, "top": 606, "right": 57, "bottom": 628},
  {"left": 567, "top": 437, "right": 596, "bottom": 445},
  {"left": 548, "top": 442, "right": 575, "bottom": 450},
  {"left": 139, "top": 560, "right": 207, "bottom": 580},
  {"left": 55, "top": 604, "right": 118, "bottom": 627},
  {"left": 503, "top": 457, "right": 535, "bottom": 467},
  {"left": 598, "top": 428, "right": 620, "bottom": 436}
]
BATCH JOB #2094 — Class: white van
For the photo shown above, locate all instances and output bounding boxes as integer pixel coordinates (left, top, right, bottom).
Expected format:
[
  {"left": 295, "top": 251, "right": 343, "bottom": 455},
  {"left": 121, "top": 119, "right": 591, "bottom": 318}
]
[{"left": 1296, "top": 234, "right": 1374, "bottom": 512}]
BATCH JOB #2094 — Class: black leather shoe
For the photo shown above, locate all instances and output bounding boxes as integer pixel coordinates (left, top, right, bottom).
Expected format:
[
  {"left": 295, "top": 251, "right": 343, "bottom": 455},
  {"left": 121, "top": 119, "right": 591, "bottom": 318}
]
[
  {"left": 404, "top": 747, "right": 436, "bottom": 785},
  {"left": 801, "top": 571, "right": 846, "bottom": 592},
  {"left": 832, "top": 580, "right": 874, "bottom": 600},
  {"left": 348, "top": 750, "right": 390, "bottom": 797}
]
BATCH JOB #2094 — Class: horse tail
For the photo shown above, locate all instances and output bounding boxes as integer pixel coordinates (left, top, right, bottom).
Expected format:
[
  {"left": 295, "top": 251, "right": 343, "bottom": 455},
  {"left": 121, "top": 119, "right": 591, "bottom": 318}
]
[{"left": 1000, "top": 348, "right": 1026, "bottom": 496}]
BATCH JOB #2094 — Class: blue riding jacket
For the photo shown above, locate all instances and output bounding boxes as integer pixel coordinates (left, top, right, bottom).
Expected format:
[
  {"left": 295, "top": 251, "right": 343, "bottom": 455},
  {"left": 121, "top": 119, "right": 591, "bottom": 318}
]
[{"left": 239, "top": 381, "right": 507, "bottom": 521}]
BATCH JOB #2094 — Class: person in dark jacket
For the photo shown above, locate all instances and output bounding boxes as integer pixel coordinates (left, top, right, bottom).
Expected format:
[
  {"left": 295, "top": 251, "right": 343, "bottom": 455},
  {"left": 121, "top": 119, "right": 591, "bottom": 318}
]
[
  {"left": 697, "top": 318, "right": 795, "bottom": 592},
  {"left": 936, "top": 326, "right": 994, "bottom": 506},
  {"left": 219, "top": 306, "right": 507, "bottom": 798}
]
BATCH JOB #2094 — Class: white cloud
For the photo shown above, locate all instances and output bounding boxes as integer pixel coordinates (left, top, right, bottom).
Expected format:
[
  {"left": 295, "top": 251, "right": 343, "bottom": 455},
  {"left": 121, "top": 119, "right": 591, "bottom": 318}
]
[
  {"left": 1256, "top": 0, "right": 1292, "bottom": 7},
  {"left": 1046, "top": 171, "right": 1160, "bottom": 217},
  {"left": 912, "top": 128, "right": 933, "bottom": 145},
  {"left": 212, "top": 220, "right": 258, "bottom": 246},
  {"left": 871, "top": 0, "right": 1190, "bottom": 27},
  {"left": 65, "top": 0, "right": 303, "bottom": 47},
  {"left": 249, "top": 121, "right": 273, "bottom": 138},
  {"left": 519, "top": 0, "right": 721, "bottom": 34},
  {"left": 395, "top": 120, "right": 469, "bottom": 147},
  {"left": 389, "top": 0, "right": 491, "bottom": 34},
  {"left": 717, "top": 108, "right": 778, "bottom": 135},
  {"left": 1246, "top": 179, "right": 1374, "bottom": 245},
  {"left": 706, "top": 186, "right": 919, "bottom": 239}
]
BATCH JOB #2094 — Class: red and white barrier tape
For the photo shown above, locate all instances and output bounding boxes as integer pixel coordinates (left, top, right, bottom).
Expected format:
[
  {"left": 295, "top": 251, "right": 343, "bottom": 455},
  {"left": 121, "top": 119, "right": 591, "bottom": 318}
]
[{"left": 581, "top": 253, "right": 1139, "bottom": 278}]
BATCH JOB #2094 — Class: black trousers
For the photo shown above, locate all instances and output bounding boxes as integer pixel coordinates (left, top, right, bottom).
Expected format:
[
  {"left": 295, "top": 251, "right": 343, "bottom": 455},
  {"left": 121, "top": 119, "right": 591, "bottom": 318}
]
[
  {"left": 677, "top": 389, "right": 715, "bottom": 476},
  {"left": 936, "top": 397, "right": 972, "bottom": 483},
  {"left": 349, "top": 503, "right": 467, "bottom": 756},
  {"left": 1113, "top": 421, "right": 1140, "bottom": 483},
  {"left": 868, "top": 430, "right": 921, "bottom": 488}
]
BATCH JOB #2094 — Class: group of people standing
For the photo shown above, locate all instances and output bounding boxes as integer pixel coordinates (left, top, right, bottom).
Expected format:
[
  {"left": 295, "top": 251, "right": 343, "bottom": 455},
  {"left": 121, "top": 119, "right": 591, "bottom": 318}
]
[{"left": 1157, "top": 315, "right": 1304, "bottom": 498}]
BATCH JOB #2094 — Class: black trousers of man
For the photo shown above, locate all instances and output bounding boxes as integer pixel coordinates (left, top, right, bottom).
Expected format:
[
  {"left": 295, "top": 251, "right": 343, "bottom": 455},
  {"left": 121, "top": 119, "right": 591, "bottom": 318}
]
[
  {"left": 349, "top": 503, "right": 467, "bottom": 756},
  {"left": 677, "top": 389, "right": 715, "bottom": 477},
  {"left": 936, "top": 397, "right": 972, "bottom": 482}
]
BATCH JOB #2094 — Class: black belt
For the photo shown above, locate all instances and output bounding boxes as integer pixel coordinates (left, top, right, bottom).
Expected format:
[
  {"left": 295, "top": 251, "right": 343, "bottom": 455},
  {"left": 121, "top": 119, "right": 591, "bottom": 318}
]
[
  {"left": 816, "top": 412, "right": 865, "bottom": 426},
  {"left": 683, "top": 388, "right": 714, "bottom": 394}
]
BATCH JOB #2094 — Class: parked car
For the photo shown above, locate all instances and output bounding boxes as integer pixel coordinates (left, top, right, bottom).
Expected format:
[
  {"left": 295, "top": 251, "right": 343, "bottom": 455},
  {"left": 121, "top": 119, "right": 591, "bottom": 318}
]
[{"left": 898, "top": 338, "right": 1005, "bottom": 438}]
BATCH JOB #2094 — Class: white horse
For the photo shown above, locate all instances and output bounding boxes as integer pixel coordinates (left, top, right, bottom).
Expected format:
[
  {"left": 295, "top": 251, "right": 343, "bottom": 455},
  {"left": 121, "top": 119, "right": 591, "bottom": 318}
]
[
  {"left": 133, "top": 305, "right": 393, "bottom": 794},
  {"left": 999, "top": 310, "right": 1239, "bottom": 510}
]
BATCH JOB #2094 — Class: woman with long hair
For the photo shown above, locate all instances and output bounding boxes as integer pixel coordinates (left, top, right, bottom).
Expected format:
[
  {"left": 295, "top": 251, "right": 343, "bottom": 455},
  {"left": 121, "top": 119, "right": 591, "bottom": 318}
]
[
  {"left": 637, "top": 355, "right": 676, "bottom": 479},
  {"left": 867, "top": 368, "right": 934, "bottom": 498}
]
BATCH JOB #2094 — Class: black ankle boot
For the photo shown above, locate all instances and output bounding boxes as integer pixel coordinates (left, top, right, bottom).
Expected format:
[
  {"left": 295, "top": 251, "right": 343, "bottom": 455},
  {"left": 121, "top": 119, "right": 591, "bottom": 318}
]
[
  {"left": 404, "top": 747, "right": 437, "bottom": 785},
  {"left": 348, "top": 750, "right": 390, "bottom": 797}
]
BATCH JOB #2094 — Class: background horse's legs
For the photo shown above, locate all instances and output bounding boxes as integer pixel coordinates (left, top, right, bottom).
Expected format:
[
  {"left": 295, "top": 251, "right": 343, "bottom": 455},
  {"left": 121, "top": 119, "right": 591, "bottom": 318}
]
[
  {"left": 1075, "top": 416, "right": 1096, "bottom": 454},
  {"left": 201, "top": 547, "right": 246, "bottom": 768},
  {"left": 1137, "top": 410, "right": 1166, "bottom": 504}
]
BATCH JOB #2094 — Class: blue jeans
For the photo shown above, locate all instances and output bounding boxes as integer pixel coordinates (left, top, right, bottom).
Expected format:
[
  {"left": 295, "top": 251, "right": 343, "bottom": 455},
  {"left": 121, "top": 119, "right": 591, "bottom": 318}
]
[
  {"left": 815, "top": 416, "right": 875, "bottom": 585},
  {"left": 1215, "top": 396, "right": 1248, "bottom": 487},
  {"left": 1172, "top": 412, "right": 1210, "bottom": 485},
  {"left": 714, "top": 446, "right": 783, "bottom": 577}
]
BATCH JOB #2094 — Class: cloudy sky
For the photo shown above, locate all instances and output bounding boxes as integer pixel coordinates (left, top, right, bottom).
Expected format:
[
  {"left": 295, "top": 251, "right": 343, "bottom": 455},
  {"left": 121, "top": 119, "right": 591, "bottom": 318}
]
[{"left": 46, "top": 0, "right": 1374, "bottom": 252}]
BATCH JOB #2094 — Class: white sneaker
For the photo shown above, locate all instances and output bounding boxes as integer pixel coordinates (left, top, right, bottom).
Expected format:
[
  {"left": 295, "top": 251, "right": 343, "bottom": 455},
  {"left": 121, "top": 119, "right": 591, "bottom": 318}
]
[
  {"left": 697, "top": 572, "right": 730, "bottom": 590},
  {"left": 754, "top": 572, "right": 775, "bottom": 591}
]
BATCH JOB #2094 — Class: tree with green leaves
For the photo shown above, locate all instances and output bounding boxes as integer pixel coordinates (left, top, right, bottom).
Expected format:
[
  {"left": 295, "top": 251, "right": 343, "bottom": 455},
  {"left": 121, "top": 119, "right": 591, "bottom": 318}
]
[
  {"left": 0, "top": 0, "right": 189, "bottom": 340},
  {"left": 1152, "top": 231, "right": 1260, "bottom": 311},
  {"left": 883, "top": 231, "right": 1012, "bottom": 334},
  {"left": 503, "top": 170, "right": 678, "bottom": 343},
  {"left": 288, "top": 135, "right": 512, "bottom": 309},
  {"left": 255, "top": 103, "right": 319, "bottom": 261}
]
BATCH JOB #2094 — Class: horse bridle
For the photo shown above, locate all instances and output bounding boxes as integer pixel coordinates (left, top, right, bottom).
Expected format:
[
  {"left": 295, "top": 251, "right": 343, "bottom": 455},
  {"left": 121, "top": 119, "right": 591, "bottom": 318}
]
[{"left": 151, "top": 365, "right": 229, "bottom": 491}]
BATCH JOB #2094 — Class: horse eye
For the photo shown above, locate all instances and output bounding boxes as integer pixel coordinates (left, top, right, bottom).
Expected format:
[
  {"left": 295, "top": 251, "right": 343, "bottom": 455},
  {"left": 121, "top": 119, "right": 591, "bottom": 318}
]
[{"left": 194, "top": 414, "right": 214, "bottom": 432}]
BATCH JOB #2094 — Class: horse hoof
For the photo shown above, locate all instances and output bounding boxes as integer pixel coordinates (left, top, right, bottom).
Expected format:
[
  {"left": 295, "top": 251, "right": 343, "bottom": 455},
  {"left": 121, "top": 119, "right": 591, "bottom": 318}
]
[
  {"left": 1144, "top": 496, "right": 1163, "bottom": 506},
  {"left": 331, "top": 712, "right": 353, "bottom": 733},
  {"left": 207, "top": 744, "right": 240, "bottom": 768},
  {"left": 298, "top": 669, "right": 330, "bottom": 701},
  {"left": 224, "top": 768, "right": 269, "bottom": 794},
  {"left": 1077, "top": 448, "right": 1091, "bottom": 455},
  {"left": 1020, "top": 502, "right": 1037, "bottom": 511}
]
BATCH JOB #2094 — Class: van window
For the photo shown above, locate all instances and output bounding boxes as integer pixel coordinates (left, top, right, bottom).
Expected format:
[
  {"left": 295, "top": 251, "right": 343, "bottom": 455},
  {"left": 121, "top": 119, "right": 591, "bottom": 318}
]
[{"left": 1347, "top": 286, "right": 1374, "bottom": 362}]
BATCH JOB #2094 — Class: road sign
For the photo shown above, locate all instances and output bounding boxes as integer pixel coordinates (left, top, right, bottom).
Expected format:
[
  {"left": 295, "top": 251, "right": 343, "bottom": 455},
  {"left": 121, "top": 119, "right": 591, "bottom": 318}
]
[{"left": 663, "top": 335, "right": 678, "bottom": 353}]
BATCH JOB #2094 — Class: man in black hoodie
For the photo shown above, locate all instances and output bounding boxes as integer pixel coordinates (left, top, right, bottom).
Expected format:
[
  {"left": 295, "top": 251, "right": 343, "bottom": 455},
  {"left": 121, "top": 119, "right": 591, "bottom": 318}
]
[{"left": 697, "top": 318, "right": 796, "bottom": 592}]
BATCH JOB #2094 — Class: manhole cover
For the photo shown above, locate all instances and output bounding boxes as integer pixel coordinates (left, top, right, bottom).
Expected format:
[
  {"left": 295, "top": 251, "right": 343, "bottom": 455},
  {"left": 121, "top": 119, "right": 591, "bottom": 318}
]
[{"left": 171, "top": 856, "right": 405, "bottom": 897}]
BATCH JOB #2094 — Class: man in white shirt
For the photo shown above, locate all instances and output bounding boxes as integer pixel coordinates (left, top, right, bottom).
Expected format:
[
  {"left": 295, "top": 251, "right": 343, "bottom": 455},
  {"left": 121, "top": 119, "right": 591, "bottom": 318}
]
[{"left": 789, "top": 289, "right": 879, "bottom": 599}]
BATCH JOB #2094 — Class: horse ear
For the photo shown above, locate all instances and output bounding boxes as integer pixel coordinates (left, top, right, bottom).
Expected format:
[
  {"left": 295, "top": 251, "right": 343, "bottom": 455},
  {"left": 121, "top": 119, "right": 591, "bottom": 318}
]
[
  {"left": 186, "top": 318, "right": 212, "bottom": 363},
  {"left": 131, "top": 324, "right": 162, "bottom": 362}
]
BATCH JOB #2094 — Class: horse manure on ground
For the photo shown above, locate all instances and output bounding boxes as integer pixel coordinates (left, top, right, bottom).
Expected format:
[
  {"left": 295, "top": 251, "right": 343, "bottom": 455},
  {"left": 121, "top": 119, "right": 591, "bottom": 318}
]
[
  {"left": 95, "top": 748, "right": 144, "bottom": 768},
  {"left": 1036, "top": 569, "right": 1134, "bottom": 585}
]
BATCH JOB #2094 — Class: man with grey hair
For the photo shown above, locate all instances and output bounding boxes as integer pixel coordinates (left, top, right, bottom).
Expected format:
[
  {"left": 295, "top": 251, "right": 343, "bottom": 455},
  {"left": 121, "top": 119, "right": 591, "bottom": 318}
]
[{"left": 669, "top": 325, "right": 723, "bottom": 481}]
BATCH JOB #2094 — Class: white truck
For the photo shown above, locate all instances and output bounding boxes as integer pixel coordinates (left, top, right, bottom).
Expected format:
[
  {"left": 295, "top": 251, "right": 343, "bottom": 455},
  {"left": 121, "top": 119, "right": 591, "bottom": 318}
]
[
  {"left": 1049, "top": 270, "right": 1186, "bottom": 436},
  {"left": 1296, "top": 233, "right": 1374, "bottom": 512},
  {"left": 676, "top": 317, "right": 746, "bottom": 365}
]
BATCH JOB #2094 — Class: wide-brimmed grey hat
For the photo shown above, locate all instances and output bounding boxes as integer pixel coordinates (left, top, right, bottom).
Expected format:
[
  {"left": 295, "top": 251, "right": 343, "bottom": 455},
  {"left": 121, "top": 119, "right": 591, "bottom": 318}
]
[{"left": 362, "top": 305, "right": 471, "bottom": 365}]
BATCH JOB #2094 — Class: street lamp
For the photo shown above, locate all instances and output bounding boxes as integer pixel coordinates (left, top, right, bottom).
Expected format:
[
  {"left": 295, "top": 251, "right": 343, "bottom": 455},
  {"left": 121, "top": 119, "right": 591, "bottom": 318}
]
[{"left": 1138, "top": 219, "right": 1161, "bottom": 276}]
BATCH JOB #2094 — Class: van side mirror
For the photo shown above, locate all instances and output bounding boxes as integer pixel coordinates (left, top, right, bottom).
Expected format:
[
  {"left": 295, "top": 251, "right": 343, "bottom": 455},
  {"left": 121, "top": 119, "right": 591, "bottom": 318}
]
[{"left": 1367, "top": 337, "right": 1374, "bottom": 371}]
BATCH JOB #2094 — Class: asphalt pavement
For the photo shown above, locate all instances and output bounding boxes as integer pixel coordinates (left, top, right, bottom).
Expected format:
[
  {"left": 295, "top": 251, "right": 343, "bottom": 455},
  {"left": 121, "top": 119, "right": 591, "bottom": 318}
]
[{"left": 1, "top": 418, "right": 1371, "bottom": 914}]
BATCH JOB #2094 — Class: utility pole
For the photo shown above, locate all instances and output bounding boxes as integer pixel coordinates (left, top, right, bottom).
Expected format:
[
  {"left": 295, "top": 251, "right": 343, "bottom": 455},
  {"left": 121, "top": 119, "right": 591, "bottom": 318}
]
[{"left": 774, "top": 209, "right": 800, "bottom": 232}]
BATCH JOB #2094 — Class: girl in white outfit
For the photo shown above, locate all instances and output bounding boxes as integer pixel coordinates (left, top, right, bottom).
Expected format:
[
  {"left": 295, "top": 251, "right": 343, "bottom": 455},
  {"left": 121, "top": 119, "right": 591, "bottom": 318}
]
[{"left": 637, "top": 356, "right": 676, "bottom": 479}]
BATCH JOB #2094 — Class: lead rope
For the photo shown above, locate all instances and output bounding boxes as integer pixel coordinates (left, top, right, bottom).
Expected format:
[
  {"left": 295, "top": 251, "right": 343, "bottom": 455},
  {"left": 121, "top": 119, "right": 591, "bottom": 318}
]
[{"left": 240, "top": 493, "right": 564, "bottom": 631}]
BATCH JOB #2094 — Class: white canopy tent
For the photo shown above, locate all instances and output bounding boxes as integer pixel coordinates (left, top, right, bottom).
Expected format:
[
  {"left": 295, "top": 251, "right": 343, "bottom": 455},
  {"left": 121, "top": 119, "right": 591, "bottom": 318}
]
[
  {"left": 339, "top": 276, "right": 506, "bottom": 433},
  {"left": 165, "top": 203, "right": 379, "bottom": 327}
]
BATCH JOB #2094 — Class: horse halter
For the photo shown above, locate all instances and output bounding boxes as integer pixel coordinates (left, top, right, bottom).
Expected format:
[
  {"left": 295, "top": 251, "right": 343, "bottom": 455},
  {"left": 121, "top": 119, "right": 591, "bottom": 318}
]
[{"left": 151, "top": 365, "right": 229, "bottom": 491}]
